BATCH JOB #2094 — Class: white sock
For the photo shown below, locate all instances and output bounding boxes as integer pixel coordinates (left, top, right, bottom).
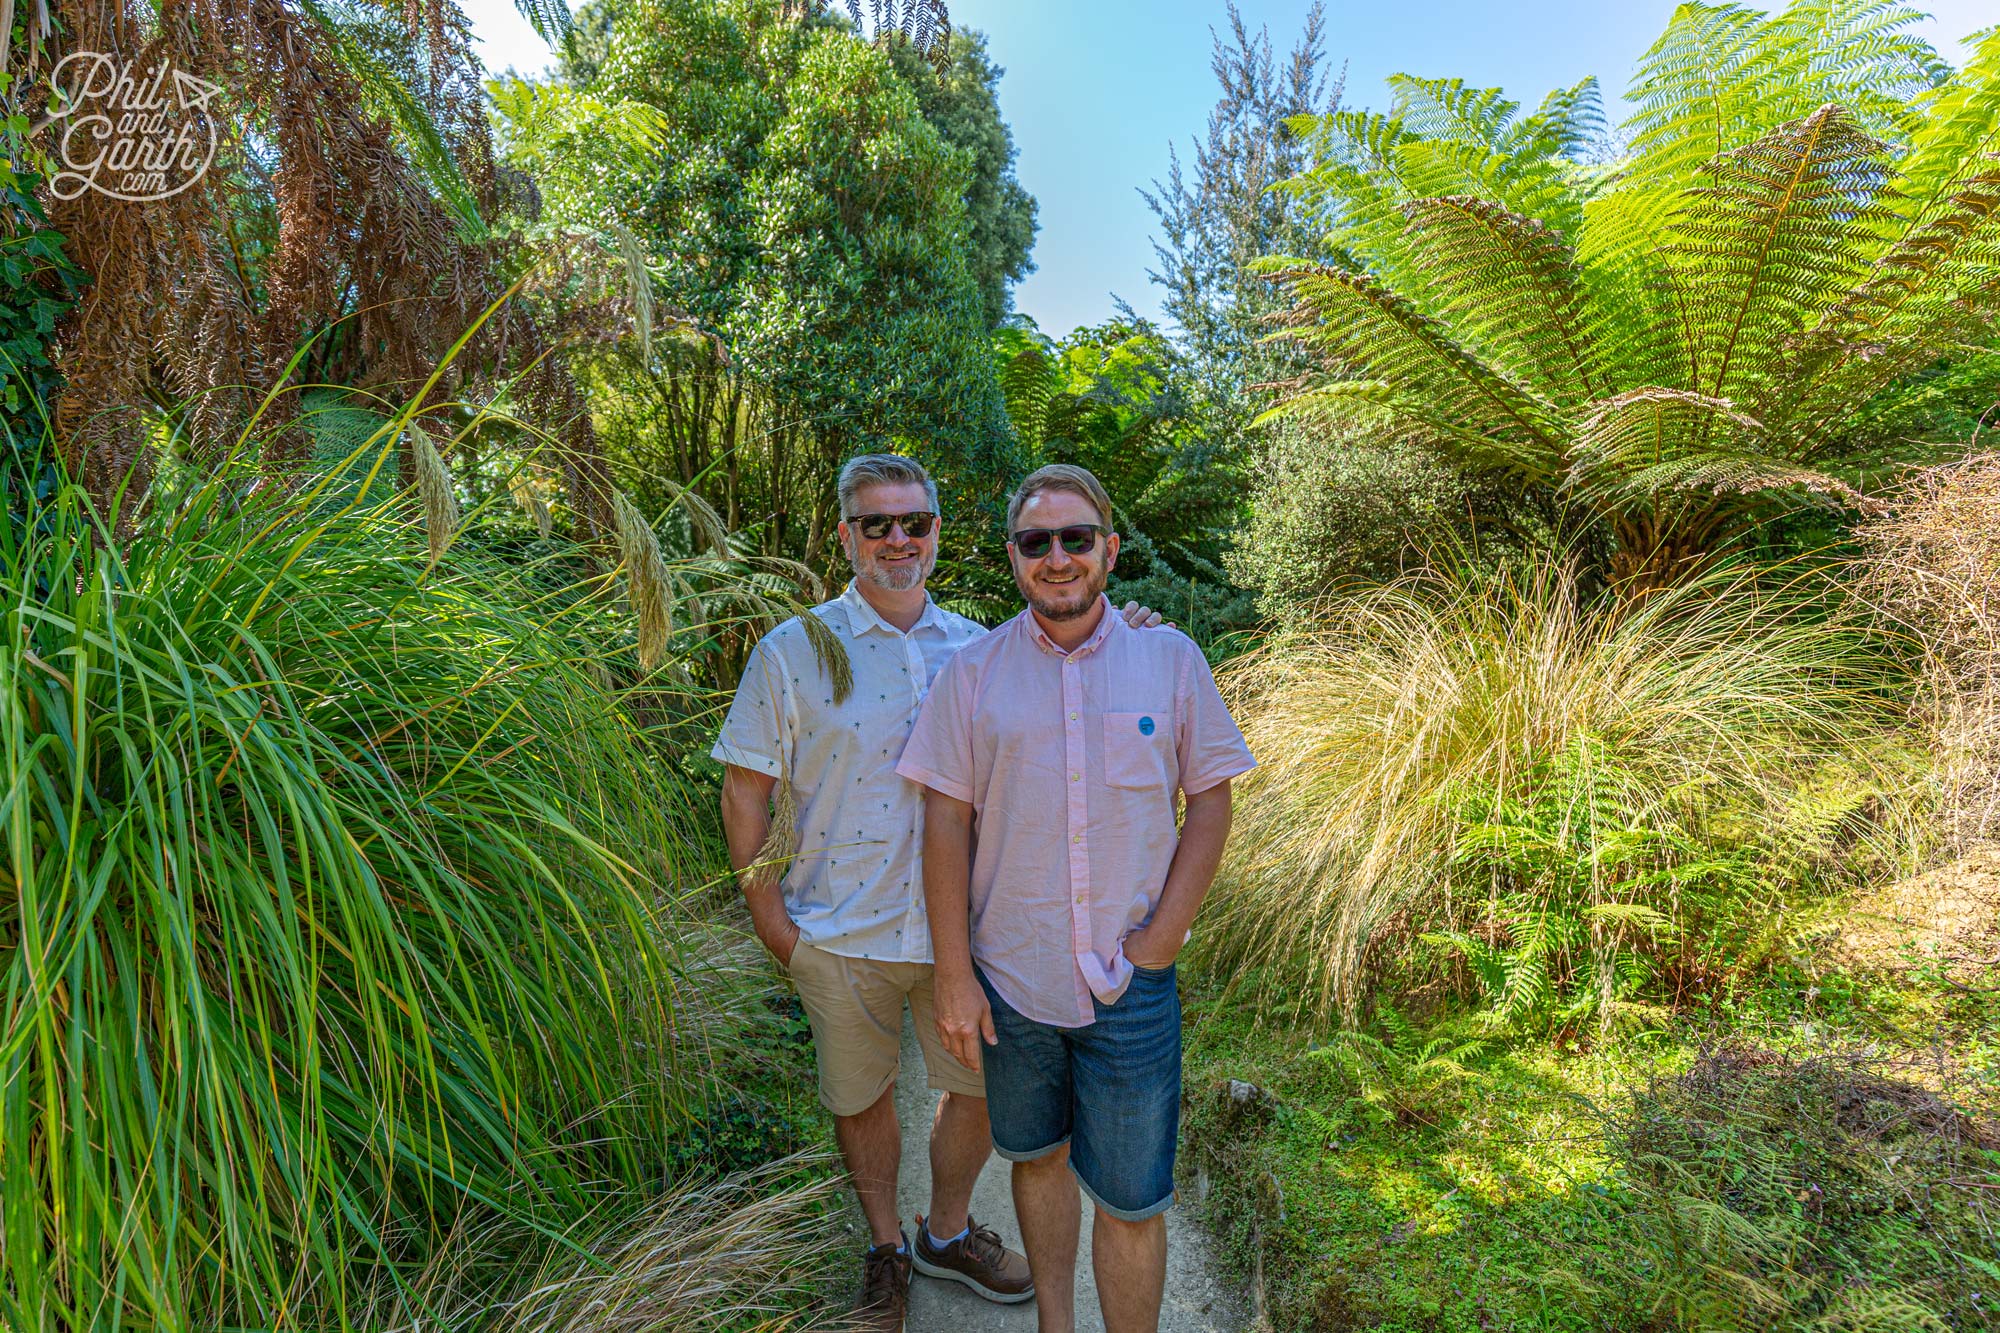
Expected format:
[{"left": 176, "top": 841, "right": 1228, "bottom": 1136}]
[{"left": 926, "top": 1220, "right": 969, "bottom": 1249}]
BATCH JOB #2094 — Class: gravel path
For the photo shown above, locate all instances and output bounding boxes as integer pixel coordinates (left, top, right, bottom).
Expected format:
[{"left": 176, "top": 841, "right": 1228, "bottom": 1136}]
[{"left": 892, "top": 1013, "right": 1245, "bottom": 1332}]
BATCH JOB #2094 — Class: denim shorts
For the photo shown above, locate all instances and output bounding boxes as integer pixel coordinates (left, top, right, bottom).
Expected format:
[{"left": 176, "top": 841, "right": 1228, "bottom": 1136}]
[{"left": 976, "top": 962, "right": 1182, "bottom": 1220}]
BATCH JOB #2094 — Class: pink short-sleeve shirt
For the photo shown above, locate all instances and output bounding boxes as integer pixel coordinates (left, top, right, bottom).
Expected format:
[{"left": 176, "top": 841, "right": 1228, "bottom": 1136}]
[{"left": 896, "top": 596, "right": 1256, "bottom": 1027}]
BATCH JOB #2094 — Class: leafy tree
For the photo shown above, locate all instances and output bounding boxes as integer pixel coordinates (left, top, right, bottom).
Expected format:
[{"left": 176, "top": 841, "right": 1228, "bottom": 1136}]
[
  {"left": 560, "top": 0, "right": 1029, "bottom": 328},
  {"left": 1260, "top": 2, "right": 2000, "bottom": 590},
  {"left": 1141, "top": 1, "right": 1339, "bottom": 423},
  {"left": 508, "top": 0, "right": 1015, "bottom": 579},
  {"left": 994, "top": 317, "right": 1258, "bottom": 644},
  {"left": 879, "top": 29, "right": 1038, "bottom": 328}
]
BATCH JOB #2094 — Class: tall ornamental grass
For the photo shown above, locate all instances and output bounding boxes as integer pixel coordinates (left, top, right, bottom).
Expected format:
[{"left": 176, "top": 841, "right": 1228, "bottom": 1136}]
[
  {"left": 0, "top": 470, "right": 728, "bottom": 1330},
  {"left": 1207, "top": 557, "right": 1922, "bottom": 1025}
]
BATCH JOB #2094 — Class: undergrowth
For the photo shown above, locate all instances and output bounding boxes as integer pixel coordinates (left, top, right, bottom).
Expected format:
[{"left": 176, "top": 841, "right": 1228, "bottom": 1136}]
[{"left": 1181, "top": 960, "right": 2000, "bottom": 1332}]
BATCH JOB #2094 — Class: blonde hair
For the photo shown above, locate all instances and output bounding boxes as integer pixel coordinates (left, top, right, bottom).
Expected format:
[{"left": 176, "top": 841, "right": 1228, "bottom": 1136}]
[{"left": 1006, "top": 463, "right": 1113, "bottom": 533}]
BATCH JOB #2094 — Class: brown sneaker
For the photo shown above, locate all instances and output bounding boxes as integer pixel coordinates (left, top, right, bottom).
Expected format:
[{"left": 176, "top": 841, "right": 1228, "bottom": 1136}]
[
  {"left": 911, "top": 1213, "right": 1035, "bottom": 1304},
  {"left": 857, "top": 1234, "right": 911, "bottom": 1332}
]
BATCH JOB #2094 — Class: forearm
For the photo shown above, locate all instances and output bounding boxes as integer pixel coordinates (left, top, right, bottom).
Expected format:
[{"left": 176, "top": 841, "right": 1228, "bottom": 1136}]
[
  {"left": 921, "top": 790, "right": 976, "bottom": 980},
  {"left": 1146, "top": 782, "right": 1233, "bottom": 942},
  {"left": 720, "top": 768, "right": 792, "bottom": 948}
]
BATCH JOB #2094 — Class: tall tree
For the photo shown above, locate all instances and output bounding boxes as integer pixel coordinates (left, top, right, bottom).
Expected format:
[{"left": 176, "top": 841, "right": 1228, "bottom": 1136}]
[
  {"left": 880, "top": 29, "right": 1037, "bottom": 327},
  {"left": 507, "top": 0, "right": 1014, "bottom": 572},
  {"left": 560, "top": 0, "right": 1030, "bottom": 327},
  {"left": 1140, "top": 1, "right": 1339, "bottom": 427}
]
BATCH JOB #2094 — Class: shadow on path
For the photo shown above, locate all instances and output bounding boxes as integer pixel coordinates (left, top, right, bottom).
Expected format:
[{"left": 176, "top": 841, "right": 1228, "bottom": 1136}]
[{"left": 893, "top": 1012, "right": 1246, "bottom": 1331}]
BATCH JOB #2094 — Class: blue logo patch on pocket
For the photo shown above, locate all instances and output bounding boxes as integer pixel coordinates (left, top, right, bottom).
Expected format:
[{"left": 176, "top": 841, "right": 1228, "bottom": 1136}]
[{"left": 1138, "top": 716, "right": 1156, "bottom": 736}]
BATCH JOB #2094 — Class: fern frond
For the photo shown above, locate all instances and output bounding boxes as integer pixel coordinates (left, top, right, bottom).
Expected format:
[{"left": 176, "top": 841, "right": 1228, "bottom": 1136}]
[
  {"left": 1773, "top": 164, "right": 2000, "bottom": 439},
  {"left": 1666, "top": 103, "right": 1896, "bottom": 402},
  {"left": 995, "top": 324, "right": 1060, "bottom": 453},
  {"left": 1627, "top": 3, "right": 1774, "bottom": 186},
  {"left": 1400, "top": 195, "right": 1599, "bottom": 403},
  {"left": 1581, "top": 902, "right": 1679, "bottom": 937},
  {"left": 1568, "top": 386, "right": 1877, "bottom": 510},
  {"left": 1627, "top": 0, "right": 1941, "bottom": 190},
  {"left": 1258, "top": 260, "right": 1568, "bottom": 479},
  {"left": 1506, "top": 77, "right": 1606, "bottom": 162},
  {"left": 1387, "top": 76, "right": 1521, "bottom": 149}
]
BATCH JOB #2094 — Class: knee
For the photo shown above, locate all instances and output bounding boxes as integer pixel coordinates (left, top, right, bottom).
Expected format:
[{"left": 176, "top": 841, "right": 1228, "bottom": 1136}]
[
  {"left": 1017, "top": 1140, "right": 1070, "bottom": 1171},
  {"left": 939, "top": 1090, "right": 989, "bottom": 1123},
  {"left": 1092, "top": 1205, "right": 1164, "bottom": 1239}
]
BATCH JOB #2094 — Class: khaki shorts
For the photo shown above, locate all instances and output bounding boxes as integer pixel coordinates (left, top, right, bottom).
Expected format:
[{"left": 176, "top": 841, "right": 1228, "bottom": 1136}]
[{"left": 785, "top": 940, "right": 985, "bottom": 1116}]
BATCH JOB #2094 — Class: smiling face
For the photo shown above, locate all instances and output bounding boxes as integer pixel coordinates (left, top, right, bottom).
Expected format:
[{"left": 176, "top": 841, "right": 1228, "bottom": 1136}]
[
  {"left": 838, "top": 479, "right": 939, "bottom": 592},
  {"left": 1007, "top": 486, "right": 1119, "bottom": 622}
]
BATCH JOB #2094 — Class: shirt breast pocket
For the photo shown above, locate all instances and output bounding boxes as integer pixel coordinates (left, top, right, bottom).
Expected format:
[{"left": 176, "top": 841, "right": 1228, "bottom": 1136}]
[{"left": 1102, "top": 711, "right": 1175, "bottom": 791}]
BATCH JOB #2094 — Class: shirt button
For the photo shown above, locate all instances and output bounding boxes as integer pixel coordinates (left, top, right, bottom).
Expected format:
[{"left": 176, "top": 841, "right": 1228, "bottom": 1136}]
[
  {"left": 1071, "top": 772, "right": 1080, "bottom": 781},
  {"left": 1069, "top": 711, "right": 1077, "bottom": 720},
  {"left": 1073, "top": 834, "right": 1082, "bottom": 843}
]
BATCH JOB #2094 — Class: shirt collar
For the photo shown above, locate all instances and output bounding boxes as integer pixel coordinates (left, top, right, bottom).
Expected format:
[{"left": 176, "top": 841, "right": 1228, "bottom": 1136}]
[
  {"left": 839, "top": 579, "right": 946, "bottom": 637},
  {"left": 1026, "top": 594, "right": 1118, "bottom": 658}
]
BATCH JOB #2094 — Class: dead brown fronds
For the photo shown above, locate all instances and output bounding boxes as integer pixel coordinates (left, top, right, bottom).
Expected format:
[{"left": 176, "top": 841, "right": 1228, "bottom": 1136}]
[
  {"left": 41, "top": 0, "right": 628, "bottom": 542},
  {"left": 1857, "top": 453, "right": 2000, "bottom": 846}
]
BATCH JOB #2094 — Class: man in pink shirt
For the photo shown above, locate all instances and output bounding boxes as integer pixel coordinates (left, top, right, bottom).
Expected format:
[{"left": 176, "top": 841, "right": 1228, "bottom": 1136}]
[{"left": 896, "top": 463, "right": 1255, "bottom": 1333}]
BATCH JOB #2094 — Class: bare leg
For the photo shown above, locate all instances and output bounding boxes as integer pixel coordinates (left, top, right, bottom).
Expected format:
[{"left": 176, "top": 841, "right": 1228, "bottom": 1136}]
[
  {"left": 1092, "top": 1208, "right": 1167, "bottom": 1332},
  {"left": 833, "top": 1084, "right": 904, "bottom": 1248},
  {"left": 1012, "top": 1145, "right": 1082, "bottom": 1333},
  {"left": 925, "top": 1091, "right": 991, "bottom": 1237}
]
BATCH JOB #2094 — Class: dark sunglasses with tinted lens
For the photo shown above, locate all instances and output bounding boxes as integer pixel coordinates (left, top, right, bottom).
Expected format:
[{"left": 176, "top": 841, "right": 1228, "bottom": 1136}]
[
  {"left": 847, "top": 511, "right": 936, "bottom": 540},
  {"left": 1010, "top": 524, "right": 1108, "bottom": 559}
]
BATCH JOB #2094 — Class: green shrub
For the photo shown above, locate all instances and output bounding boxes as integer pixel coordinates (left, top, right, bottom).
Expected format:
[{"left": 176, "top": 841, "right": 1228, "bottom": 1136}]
[
  {"left": 1205, "top": 553, "right": 1922, "bottom": 1024},
  {"left": 1570, "top": 1049, "right": 2000, "bottom": 1332},
  {"left": 0, "top": 468, "right": 761, "bottom": 1329},
  {"left": 1228, "top": 416, "right": 1522, "bottom": 615}
]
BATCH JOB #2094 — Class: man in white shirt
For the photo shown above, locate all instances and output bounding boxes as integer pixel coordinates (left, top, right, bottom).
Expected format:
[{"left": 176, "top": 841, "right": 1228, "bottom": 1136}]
[{"left": 713, "top": 455, "right": 1160, "bottom": 1330}]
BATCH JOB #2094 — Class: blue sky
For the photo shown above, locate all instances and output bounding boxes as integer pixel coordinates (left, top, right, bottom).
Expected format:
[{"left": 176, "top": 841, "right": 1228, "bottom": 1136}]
[{"left": 463, "top": 0, "right": 1995, "bottom": 337}]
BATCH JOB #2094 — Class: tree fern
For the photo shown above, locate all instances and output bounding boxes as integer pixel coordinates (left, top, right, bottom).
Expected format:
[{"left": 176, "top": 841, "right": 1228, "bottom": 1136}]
[{"left": 1259, "top": 1, "right": 2000, "bottom": 589}]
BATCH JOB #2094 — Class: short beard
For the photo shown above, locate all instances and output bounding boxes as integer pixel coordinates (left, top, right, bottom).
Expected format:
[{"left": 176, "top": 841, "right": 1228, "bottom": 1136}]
[
  {"left": 861, "top": 560, "right": 925, "bottom": 592},
  {"left": 1016, "top": 566, "right": 1106, "bottom": 622},
  {"left": 1026, "top": 590, "right": 1094, "bottom": 621},
  {"left": 846, "top": 538, "right": 932, "bottom": 592}
]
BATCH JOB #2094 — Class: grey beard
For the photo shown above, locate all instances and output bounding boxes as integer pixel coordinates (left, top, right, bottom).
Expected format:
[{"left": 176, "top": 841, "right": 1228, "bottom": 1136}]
[{"left": 856, "top": 554, "right": 927, "bottom": 591}]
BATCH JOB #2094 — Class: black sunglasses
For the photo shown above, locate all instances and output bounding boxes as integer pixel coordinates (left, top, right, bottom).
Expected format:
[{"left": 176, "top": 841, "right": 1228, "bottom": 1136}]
[
  {"left": 1010, "top": 524, "right": 1108, "bottom": 559},
  {"left": 846, "top": 511, "right": 936, "bottom": 540}
]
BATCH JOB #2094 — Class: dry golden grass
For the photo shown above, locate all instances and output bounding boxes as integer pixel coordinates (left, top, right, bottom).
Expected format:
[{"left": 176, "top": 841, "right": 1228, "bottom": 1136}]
[
  {"left": 1858, "top": 452, "right": 2000, "bottom": 846},
  {"left": 613, "top": 486, "right": 676, "bottom": 670},
  {"left": 410, "top": 420, "right": 462, "bottom": 567},
  {"left": 1207, "top": 555, "right": 1915, "bottom": 1022},
  {"left": 499, "top": 1155, "right": 851, "bottom": 1333}
]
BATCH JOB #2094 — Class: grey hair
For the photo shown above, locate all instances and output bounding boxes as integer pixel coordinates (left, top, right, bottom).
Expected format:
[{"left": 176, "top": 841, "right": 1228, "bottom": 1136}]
[
  {"left": 1006, "top": 463, "right": 1113, "bottom": 533},
  {"left": 837, "top": 453, "right": 939, "bottom": 518}
]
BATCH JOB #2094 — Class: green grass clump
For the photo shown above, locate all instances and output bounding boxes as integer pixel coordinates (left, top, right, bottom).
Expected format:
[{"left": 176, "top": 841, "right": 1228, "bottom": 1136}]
[{"left": 0, "top": 471, "right": 794, "bottom": 1330}]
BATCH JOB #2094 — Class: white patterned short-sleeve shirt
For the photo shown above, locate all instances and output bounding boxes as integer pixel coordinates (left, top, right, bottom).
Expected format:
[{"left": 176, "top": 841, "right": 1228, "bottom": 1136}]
[{"left": 711, "top": 581, "right": 987, "bottom": 962}]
